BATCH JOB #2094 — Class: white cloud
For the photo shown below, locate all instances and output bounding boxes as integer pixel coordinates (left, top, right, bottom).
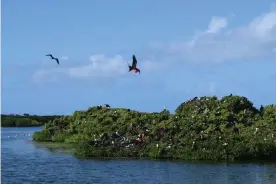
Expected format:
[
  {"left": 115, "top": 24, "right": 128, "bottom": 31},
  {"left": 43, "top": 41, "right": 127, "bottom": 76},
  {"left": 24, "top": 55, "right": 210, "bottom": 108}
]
[
  {"left": 61, "top": 56, "right": 69, "bottom": 60},
  {"left": 33, "top": 7, "right": 276, "bottom": 83},
  {"left": 32, "top": 54, "right": 161, "bottom": 83},
  {"left": 66, "top": 54, "right": 127, "bottom": 78},
  {"left": 158, "top": 9, "right": 276, "bottom": 63},
  {"left": 206, "top": 16, "right": 228, "bottom": 34}
]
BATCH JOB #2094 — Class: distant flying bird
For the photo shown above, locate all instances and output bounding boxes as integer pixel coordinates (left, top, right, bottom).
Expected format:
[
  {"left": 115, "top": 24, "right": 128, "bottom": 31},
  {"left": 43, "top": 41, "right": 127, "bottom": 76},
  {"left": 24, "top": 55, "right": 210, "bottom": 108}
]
[
  {"left": 127, "top": 55, "right": 140, "bottom": 74},
  {"left": 46, "top": 54, "right": 59, "bottom": 65}
]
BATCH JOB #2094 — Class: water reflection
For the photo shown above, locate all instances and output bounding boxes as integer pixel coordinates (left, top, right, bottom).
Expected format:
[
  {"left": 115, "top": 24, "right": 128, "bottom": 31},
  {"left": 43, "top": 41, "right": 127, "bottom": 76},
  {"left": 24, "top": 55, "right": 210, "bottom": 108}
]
[
  {"left": 2, "top": 127, "right": 276, "bottom": 184},
  {"left": 31, "top": 141, "right": 74, "bottom": 155}
]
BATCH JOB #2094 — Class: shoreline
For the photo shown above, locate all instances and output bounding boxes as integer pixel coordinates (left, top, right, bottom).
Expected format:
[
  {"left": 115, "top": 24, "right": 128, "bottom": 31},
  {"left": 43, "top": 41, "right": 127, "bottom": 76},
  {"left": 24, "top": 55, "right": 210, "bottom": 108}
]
[
  {"left": 29, "top": 140, "right": 276, "bottom": 164},
  {"left": 31, "top": 140, "right": 276, "bottom": 163}
]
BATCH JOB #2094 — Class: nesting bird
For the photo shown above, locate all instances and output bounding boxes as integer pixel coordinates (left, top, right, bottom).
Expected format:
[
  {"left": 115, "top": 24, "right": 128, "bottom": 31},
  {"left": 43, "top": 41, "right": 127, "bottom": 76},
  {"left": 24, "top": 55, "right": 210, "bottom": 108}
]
[
  {"left": 104, "top": 104, "right": 110, "bottom": 108},
  {"left": 260, "top": 105, "right": 264, "bottom": 115}
]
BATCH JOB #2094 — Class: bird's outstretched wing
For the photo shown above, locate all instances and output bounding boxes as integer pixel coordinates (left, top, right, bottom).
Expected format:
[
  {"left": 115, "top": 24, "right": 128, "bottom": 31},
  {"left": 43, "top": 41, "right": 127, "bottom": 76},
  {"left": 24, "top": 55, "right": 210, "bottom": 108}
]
[
  {"left": 54, "top": 58, "right": 59, "bottom": 65},
  {"left": 132, "top": 55, "right": 137, "bottom": 68},
  {"left": 46, "top": 54, "right": 53, "bottom": 58}
]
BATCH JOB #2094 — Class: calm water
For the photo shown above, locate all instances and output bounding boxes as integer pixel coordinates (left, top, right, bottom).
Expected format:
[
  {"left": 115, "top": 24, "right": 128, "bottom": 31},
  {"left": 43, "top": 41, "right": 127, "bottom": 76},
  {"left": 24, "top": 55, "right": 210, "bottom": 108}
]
[{"left": 1, "top": 127, "right": 276, "bottom": 184}]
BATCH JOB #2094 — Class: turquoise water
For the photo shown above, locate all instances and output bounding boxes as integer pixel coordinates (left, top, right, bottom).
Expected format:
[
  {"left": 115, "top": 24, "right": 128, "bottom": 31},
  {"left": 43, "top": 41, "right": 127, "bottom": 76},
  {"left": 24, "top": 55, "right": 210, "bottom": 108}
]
[{"left": 1, "top": 127, "right": 276, "bottom": 184}]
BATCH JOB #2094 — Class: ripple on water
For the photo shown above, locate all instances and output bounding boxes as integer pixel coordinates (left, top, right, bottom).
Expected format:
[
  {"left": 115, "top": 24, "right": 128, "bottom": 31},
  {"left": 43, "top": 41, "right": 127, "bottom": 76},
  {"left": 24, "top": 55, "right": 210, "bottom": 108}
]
[{"left": 1, "top": 127, "right": 276, "bottom": 184}]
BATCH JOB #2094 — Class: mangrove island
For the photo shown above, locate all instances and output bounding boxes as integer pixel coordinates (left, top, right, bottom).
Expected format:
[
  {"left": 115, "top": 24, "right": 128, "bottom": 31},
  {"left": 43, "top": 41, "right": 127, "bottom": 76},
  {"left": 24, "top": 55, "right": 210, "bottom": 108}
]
[{"left": 32, "top": 95, "right": 276, "bottom": 161}]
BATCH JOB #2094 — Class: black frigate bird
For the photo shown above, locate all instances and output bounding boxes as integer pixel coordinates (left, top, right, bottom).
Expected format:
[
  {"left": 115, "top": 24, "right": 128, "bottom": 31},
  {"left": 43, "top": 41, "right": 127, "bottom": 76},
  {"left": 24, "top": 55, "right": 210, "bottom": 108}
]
[
  {"left": 46, "top": 54, "right": 59, "bottom": 65},
  {"left": 127, "top": 55, "right": 140, "bottom": 74},
  {"left": 104, "top": 104, "right": 110, "bottom": 108},
  {"left": 260, "top": 105, "right": 264, "bottom": 114}
]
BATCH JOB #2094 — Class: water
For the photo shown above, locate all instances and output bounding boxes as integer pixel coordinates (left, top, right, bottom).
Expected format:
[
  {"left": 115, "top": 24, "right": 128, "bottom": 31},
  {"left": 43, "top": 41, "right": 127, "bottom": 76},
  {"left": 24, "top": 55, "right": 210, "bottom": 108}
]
[{"left": 1, "top": 127, "right": 276, "bottom": 184}]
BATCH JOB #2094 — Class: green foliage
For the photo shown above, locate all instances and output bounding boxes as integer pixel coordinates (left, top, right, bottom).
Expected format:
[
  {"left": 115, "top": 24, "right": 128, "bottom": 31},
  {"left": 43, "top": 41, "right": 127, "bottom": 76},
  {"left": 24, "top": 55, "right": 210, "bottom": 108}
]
[
  {"left": 1, "top": 114, "right": 62, "bottom": 127},
  {"left": 32, "top": 95, "right": 276, "bottom": 161},
  {"left": 32, "top": 131, "right": 52, "bottom": 142}
]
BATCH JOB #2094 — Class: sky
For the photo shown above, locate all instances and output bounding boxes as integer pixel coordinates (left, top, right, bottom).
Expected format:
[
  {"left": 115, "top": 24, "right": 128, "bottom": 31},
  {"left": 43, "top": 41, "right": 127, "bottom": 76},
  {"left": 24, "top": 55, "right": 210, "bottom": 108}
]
[{"left": 2, "top": 0, "right": 276, "bottom": 115}]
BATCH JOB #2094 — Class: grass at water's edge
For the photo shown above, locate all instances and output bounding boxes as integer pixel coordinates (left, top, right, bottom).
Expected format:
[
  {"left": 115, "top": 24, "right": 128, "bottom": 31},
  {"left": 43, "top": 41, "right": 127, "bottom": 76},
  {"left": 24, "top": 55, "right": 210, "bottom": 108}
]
[
  {"left": 32, "top": 141, "right": 74, "bottom": 147},
  {"left": 31, "top": 141, "right": 76, "bottom": 154},
  {"left": 32, "top": 139, "right": 276, "bottom": 163},
  {"left": 31, "top": 140, "right": 276, "bottom": 166}
]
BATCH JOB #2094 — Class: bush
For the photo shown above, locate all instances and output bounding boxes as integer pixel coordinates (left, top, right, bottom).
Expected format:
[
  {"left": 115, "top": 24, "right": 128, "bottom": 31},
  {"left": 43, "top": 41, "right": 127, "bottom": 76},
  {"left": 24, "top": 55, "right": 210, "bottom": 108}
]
[
  {"left": 32, "top": 131, "right": 52, "bottom": 142},
  {"left": 32, "top": 95, "right": 276, "bottom": 161}
]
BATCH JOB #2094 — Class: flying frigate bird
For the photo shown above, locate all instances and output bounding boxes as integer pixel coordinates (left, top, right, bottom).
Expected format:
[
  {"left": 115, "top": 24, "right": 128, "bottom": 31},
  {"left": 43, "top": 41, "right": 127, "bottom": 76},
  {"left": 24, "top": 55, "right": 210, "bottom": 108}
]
[
  {"left": 46, "top": 54, "right": 59, "bottom": 65},
  {"left": 127, "top": 55, "right": 140, "bottom": 74}
]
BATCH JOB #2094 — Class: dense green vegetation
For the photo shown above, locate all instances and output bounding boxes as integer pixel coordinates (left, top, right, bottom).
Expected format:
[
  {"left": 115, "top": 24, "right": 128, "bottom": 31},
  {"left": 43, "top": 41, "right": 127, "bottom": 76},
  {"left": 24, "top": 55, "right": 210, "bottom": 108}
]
[
  {"left": 1, "top": 114, "right": 61, "bottom": 127},
  {"left": 32, "top": 95, "right": 276, "bottom": 161}
]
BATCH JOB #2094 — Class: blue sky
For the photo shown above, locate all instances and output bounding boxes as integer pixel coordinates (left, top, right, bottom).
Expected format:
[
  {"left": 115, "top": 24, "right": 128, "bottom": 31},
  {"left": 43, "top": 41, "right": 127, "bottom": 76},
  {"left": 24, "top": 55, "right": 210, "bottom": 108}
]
[{"left": 2, "top": 0, "right": 276, "bottom": 115}]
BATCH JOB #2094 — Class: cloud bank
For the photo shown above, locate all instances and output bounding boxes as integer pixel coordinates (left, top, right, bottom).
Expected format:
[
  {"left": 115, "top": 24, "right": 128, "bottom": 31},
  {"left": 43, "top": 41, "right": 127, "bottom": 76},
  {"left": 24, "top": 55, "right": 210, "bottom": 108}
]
[
  {"left": 164, "top": 9, "right": 276, "bottom": 63},
  {"left": 33, "top": 54, "right": 162, "bottom": 83},
  {"left": 33, "top": 7, "right": 276, "bottom": 83}
]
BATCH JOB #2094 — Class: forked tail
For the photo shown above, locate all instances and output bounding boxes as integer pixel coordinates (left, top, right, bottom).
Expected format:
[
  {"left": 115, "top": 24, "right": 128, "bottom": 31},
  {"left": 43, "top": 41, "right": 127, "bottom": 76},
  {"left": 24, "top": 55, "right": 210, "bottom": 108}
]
[{"left": 128, "top": 65, "right": 133, "bottom": 71}]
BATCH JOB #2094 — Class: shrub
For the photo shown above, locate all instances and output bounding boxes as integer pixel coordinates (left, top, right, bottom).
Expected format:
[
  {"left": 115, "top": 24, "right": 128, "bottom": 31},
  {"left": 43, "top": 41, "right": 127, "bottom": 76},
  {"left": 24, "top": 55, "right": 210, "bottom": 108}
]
[{"left": 32, "top": 95, "right": 276, "bottom": 161}]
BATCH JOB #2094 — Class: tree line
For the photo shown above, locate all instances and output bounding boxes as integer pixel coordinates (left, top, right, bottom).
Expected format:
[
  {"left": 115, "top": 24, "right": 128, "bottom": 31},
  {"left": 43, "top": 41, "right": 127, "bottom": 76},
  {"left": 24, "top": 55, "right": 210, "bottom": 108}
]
[{"left": 1, "top": 114, "right": 62, "bottom": 127}]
